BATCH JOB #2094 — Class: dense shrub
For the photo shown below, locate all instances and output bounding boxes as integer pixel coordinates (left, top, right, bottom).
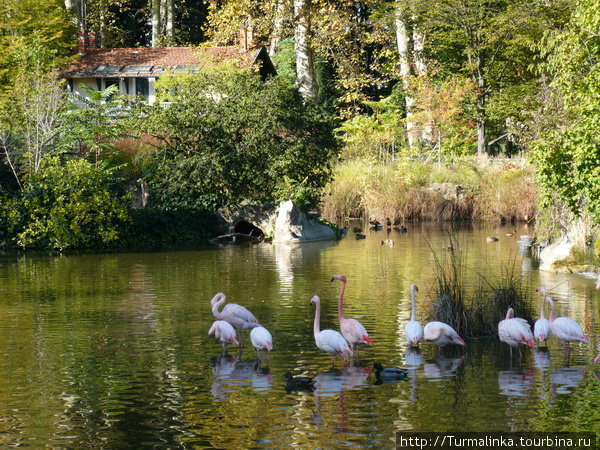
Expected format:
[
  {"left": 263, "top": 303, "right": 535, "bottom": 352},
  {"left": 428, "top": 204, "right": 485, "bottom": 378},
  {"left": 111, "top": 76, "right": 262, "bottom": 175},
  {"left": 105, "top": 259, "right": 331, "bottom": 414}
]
[
  {"left": 7, "top": 157, "right": 130, "bottom": 250},
  {"left": 132, "top": 70, "right": 338, "bottom": 211}
]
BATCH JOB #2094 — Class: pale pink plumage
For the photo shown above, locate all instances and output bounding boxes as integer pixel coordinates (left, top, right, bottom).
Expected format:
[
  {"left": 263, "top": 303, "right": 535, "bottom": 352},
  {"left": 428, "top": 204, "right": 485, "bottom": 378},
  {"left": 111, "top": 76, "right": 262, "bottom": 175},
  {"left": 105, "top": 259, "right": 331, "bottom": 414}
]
[
  {"left": 250, "top": 326, "right": 273, "bottom": 360},
  {"left": 310, "top": 295, "right": 353, "bottom": 365},
  {"left": 208, "top": 320, "right": 239, "bottom": 348},
  {"left": 547, "top": 297, "right": 589, "bottom": 345},
  {"left": 498, "top": 308, "right": 534, "bottom": 358},
  {"left": 596, "top": 273, "right": 600, "bottom": 290},
  {"left": 332, "top": 275, "right": 373, "bottom": 352},
  {"left": 423, "top": 321, "right": 465, "bottom": 351},
  {"left": 210, "top": 293, "right": 260, "bottom": 344},
  {"left": 534, "top": 287, "right": 551, "bottom": 345},
  {"left": 405, "top": 284, "right": 423, "bottom": 346}
]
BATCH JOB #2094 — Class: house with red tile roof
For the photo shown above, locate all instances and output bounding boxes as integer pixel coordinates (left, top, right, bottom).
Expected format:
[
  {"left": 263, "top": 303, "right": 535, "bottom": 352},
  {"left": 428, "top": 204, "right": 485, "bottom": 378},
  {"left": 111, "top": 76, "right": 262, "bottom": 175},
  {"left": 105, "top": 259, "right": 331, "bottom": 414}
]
[{"left": 61, "top": 34, "right": 276, "bottom": 104}]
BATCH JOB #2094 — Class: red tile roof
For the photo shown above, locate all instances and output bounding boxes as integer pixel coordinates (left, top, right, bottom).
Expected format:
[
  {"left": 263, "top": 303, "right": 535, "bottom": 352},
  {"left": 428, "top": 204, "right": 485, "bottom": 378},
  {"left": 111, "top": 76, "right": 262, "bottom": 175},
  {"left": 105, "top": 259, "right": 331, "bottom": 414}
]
[{"left": 61, "top": 46, "right": 260, "bottom": 78}]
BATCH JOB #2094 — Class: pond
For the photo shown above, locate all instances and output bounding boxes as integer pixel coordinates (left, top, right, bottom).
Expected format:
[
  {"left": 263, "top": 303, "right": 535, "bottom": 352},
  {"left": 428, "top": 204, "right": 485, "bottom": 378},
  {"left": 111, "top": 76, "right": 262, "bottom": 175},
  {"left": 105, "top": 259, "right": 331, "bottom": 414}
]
[{"left": 0, "top": 223, "right": 599, "bottom": 447}]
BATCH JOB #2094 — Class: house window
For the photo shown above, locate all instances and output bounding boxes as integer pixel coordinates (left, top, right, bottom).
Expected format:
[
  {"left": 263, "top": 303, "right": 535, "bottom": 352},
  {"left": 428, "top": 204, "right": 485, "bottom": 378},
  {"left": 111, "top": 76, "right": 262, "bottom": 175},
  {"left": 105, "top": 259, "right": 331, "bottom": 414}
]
[{"left": 136, "top": 78, "right": 149, "bottom": 100}]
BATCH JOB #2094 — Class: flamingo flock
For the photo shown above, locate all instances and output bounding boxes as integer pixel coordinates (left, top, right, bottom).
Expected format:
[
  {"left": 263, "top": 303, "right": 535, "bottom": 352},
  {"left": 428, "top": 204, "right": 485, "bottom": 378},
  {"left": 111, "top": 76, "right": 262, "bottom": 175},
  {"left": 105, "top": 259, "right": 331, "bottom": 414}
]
[{"left": 208, "top": 276, "right": 597, "bottom": 374}]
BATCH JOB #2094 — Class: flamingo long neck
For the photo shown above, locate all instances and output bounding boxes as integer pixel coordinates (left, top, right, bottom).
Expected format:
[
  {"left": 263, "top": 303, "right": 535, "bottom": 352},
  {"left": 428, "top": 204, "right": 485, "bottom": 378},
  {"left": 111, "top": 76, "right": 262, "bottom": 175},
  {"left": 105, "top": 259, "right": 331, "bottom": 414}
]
[
  {"left": 410, "top": 286, "right": 417, "bottom": 321},
  {"left": 337, "top": 279, "right": 346, "bottom": 320},
  {"left": 548, "top": 299, "right": 556, "bottom": 323},
  {"left": 313, "top": 301, "right": 321, "bottom": 336},
  {"left": 539, "top": 293, "right": 546, "bottom": 318},
  {"left": 211, "top": 294, "right": 226, "bottom": 319}
]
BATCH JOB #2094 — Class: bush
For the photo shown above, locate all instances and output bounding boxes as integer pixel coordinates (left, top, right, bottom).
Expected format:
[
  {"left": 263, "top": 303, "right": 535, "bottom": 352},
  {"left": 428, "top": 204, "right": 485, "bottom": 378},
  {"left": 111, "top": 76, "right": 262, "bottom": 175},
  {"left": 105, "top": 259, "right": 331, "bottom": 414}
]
[
  {"left": 133, "top": 70, "right": 338, "bottom": 211},
  {"left": 9, "top": 157, "right": 130, "bottom": 250}
]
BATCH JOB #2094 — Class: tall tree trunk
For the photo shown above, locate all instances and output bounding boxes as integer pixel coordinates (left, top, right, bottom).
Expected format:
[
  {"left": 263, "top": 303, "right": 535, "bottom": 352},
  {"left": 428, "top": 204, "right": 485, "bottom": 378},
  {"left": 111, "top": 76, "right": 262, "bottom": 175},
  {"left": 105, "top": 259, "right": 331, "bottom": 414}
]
[
  {"left": 165, "top": 0, "right": 174, "bottom": 42},
  {"left": 413, "top": 24, "right": 433, "bottom": 144},
  {"left": 475, "top": 55, "right": 487, "bottom": 156},
  {"left": 395, "top": 6, "right": 418, "bottom": 148},
  {"left": 270, "top": 0, "right": 286, "bottom": 56},
  {"left": 477, "top": 97, "right": 486, "bottom": 156},
  {"left": 294, "top": 0, "right": 318, "bottom": 102},
  {"left": 412, "top": 25, "right": 426, "bottom": 76},
  {"left": 152, "top": 0, "right": 161, "bottom": 47}
]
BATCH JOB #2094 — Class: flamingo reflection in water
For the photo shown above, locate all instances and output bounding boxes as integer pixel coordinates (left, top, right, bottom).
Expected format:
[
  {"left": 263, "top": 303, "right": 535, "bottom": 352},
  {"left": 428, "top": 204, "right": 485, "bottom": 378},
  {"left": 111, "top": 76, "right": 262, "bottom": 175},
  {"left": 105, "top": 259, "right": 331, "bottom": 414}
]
[
  {"left": 312, "top": 365, "right": 371, "bottom": 429},
  {"left": 498, "top": 369, "right": 535, "bottom": 397},
  {"left": 210, "top": 355, "right": 272, "bottom": 401},
  {"left": 550, "top": 366, "right": 586, "bottom": 402},
  {"left": 423, "top": 355, "right": 465, "bottom": 380},
  {"left": 404, "top": 348, "right": 422, "bottom": 401}
]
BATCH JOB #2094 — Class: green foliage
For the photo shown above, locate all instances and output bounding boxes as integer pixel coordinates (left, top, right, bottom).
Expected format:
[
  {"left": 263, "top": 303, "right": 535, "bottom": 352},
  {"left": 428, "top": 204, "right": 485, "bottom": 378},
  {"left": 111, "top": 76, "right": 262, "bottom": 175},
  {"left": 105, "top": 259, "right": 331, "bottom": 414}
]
[
  {"left": 133, "top": 69, "right": 338, "bottom": 211},
  {"left": 9, "top": 157, "right": 130, "bottom": 250},
  {"left": 533, "top": 0, "right": 600, "bottom": 224},
  {"left": 336, "top": 90, "right": 405, "bottom": 161},
  {"left": 60, "top": 84, "right": 126, "bottom": 164},
  {"left": 0, "top": 2, "right": 74, "bottom": 103}
]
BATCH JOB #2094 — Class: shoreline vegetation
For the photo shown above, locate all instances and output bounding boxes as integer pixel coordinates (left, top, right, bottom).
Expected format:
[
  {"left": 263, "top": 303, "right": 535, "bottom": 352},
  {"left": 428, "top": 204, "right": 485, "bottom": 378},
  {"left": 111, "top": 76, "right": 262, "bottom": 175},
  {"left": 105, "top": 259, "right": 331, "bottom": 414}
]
[{"left": 320, "top": 158, "right": 537, "bottom": 224}]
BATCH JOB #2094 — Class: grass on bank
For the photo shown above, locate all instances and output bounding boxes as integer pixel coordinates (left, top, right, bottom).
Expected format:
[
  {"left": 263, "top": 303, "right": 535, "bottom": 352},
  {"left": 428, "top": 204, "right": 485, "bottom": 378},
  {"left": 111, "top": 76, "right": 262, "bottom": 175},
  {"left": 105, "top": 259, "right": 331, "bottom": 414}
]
[{"left": 320, "top": 157, "right": 537, "bottom": 223}]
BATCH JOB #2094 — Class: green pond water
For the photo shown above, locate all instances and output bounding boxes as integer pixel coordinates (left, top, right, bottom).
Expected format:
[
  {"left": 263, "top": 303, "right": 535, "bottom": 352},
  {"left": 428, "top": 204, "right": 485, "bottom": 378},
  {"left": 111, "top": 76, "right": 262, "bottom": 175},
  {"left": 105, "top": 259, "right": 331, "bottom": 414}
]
[{"left": 0, "top": 222, "right": 599, "bottom": 447}]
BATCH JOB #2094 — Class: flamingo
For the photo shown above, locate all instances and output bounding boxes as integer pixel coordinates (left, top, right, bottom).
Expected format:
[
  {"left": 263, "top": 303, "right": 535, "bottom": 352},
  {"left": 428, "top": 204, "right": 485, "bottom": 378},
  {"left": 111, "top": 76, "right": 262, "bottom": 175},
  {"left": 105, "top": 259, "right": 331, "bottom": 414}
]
[
  {"left": 210, "top": 293, "right": 260, "bottom": 346},
  {"left": 423, "top": 321, "right": 465, "bottom": 353},
  {"left": 596, "top": 273, "right": 600, "bottom": 290},
  {"left": 546, "top": 296, "right": 589, "bottom": 353},
  {"left": 498, "top": 307, "right": 534, "bottom": 359},
  {"left": 534, "top": 287, "right": 552, "bottom": 346},
  {"left": 331, "top": 275, "right": 373, "bottom": 357},
  {"left": 250, "top": 326, "right": 273, "bottom": 362},
  {"left": 208, "top": 320, "right": 239, "bottom": 350},
  {"left": 310, "top": 295, "right": 353, "bottom": 366},
  {"left": 405, "top": 284, "right": 423, "bottom": 347}
]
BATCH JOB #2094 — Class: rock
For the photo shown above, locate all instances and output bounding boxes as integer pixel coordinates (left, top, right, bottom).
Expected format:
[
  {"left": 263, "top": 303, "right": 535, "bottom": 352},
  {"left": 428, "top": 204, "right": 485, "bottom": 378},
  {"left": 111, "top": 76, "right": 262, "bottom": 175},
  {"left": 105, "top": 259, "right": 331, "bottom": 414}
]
[
  {"left": 272, "top": 200, "right": 336, "bottom": 243},
  {"left": 539, "top": 234, "right": 575, "bottom": 272}
]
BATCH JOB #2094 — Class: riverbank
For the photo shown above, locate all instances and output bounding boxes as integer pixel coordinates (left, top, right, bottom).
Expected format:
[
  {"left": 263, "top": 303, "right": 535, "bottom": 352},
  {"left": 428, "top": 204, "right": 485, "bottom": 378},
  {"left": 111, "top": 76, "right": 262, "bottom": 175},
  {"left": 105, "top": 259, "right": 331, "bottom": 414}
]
[{"left": 320, "top": 158, "right": 537, "bottom": 223}]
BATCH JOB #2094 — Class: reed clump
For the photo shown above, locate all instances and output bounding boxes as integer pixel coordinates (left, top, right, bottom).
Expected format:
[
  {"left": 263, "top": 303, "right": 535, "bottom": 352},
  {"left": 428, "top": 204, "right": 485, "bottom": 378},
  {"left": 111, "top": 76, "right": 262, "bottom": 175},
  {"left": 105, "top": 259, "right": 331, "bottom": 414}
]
[
  {"left": 426, "top": 236, "right": 534, "bottom": 338},
  {"left": 321, "top": 158, "right": 535, "bottom": 223}
]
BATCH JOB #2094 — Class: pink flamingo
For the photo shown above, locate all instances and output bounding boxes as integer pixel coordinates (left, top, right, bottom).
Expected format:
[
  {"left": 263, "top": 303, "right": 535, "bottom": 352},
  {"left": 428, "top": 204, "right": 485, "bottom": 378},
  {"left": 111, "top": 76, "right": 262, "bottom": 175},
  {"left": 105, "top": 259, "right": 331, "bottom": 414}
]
[
  {"left": 534, "top": 287, "right": 551, "bottom": 346},
  {"left": 331, "top": 275, "right": 372, "bottom": 356},
  {"left": 405, "top": 284, "right": 423, "bottom": 347},
  {"left": 210, "top": 293, "right": 260, "bottom": 346},
  {"left": 310, "top": 295, "right": 353, "bottom": 366},
  {"left": 498, "top": 307, "right": 534, "bottom": 359},
  {"left": 547, "top": 296, "right": 589, "bottom": 353},
  {"left": 250, "top": 326, "right": 273, "bottom": 362},
  {"left": 423, "top": 321, "right": 465, "bottom": 353},
  {"left": 208, "top": 320, "right": 239, "bottom": 350}
]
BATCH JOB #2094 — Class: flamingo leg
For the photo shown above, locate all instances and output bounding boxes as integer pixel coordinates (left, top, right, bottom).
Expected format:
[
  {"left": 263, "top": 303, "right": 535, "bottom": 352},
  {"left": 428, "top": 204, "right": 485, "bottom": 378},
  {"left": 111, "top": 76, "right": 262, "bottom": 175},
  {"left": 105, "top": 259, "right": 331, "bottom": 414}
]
[{"left": 331, "top": 355, "right": 336, "bottom": 367}]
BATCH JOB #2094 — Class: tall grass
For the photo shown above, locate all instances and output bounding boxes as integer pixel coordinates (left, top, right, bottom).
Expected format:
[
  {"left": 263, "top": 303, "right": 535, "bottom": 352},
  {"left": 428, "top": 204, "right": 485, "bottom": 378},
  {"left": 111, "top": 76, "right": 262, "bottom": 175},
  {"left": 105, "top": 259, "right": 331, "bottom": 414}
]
[
  {"left": 321, "top": 158, "right": 536, "bottom": 223},
  {"left": 426, "top": 235, "right": 534, "bottom": 338}
]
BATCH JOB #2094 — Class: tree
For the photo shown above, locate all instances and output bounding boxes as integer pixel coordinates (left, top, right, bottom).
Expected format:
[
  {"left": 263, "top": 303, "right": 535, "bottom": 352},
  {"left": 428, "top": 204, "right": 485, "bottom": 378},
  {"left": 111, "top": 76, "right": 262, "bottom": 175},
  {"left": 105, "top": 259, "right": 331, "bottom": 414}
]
[
  {"left": 533, "top": 0, "right": 600, "bottom": 223},
  {"left": 131, "top": 69, "right": 338, "bottom": 210},
  {"left": 415, "top": 0, "right": 564, "bottom": 155},
  {"left": 0, "top": 35, "right": 70, "bottom": 188},
  {"left": 0, "top": 0, "right": 73, "bottom": 101},
  {"left": 294, "top": 0, "right": 318, "bottom": 102}
]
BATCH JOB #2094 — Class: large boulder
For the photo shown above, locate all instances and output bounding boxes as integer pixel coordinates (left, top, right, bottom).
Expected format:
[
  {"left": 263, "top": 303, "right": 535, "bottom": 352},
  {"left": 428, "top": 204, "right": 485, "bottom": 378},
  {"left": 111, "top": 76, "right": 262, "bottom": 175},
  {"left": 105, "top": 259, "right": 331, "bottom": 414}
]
[{"left": 272, "top": 200, "right": 336, "bottom": 243}]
